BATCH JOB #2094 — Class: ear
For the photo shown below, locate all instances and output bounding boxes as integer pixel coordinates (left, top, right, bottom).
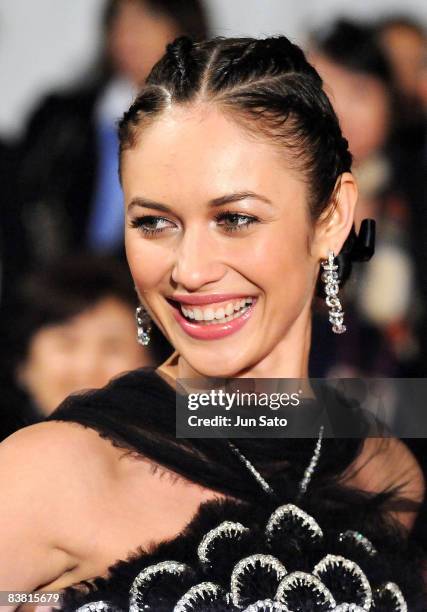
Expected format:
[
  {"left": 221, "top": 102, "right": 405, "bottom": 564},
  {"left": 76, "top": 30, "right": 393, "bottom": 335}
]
[{"left": 310, "top": 172, "right": 358, "bottom": 260}]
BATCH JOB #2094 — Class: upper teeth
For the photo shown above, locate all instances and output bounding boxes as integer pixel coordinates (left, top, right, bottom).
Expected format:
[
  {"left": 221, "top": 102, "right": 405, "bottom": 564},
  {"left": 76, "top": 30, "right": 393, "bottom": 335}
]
[{"left": 181, "top": 297, "right": 253, "bottom": 322}]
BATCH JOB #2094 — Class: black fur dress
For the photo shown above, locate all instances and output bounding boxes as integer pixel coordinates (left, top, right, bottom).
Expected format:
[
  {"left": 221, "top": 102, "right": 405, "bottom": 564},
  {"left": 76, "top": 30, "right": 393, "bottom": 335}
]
[{"left": 45, "top": 369, "right": 427, "bottom": 611}]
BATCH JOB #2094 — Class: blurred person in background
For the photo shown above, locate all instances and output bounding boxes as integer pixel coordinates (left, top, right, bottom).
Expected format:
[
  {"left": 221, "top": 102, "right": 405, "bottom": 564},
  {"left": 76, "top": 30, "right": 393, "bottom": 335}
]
[
  {"left": 376, "top": 17, "right": 427, "bottom": 374},
  {"left": 308, "top": 19, "right": 419, "bottom": 376},
  {"left": 15, "top": 0, "right": 208, "bottom": 274},
  {"left": 413, "top": 41, "right": 427, "bottom": 340},
  {"left": 0, "top": 133, "right": 28, "bottom": 314},
  {"left": 418, "top": 49, "right": 427, "bottom": 112},
  {"left": 0, "top": 255, "right": 171, "bottom": 438},
  {"left": 376, "top": 16, "right": 427, "bottom": 126}
]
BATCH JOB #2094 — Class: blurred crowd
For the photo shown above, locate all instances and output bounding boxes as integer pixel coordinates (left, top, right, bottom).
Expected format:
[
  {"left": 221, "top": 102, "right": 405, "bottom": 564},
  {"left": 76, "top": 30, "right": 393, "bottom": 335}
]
[{"left": 0, "top": 0, "right": 426, "bottom": 439}]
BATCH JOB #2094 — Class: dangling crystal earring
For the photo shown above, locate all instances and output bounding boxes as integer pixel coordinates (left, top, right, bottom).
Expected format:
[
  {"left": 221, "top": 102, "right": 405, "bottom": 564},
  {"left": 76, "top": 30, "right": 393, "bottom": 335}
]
[
  {"left": 135, "top": 305, "right": 152, "bottom": 346},
  {"left": 321, "top": 250, "right": 346, "bottom": 334}
]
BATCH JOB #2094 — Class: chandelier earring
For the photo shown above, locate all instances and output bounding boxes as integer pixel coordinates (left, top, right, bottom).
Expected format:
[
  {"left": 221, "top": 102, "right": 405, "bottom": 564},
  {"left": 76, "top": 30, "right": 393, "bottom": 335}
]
[
  {"left": 321, "top": 250, "right": 346, "bottom": 334},
  {"left": 135, "top": 305, "right": 152, "bottom": 346}
]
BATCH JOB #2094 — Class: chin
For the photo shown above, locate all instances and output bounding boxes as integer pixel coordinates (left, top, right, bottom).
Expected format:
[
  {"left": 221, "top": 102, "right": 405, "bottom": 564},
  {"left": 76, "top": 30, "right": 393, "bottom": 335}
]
[
  {"left": 198, "top": 364, "right": 241, "bottom": 379},
  {"left": 183, "top": 348, "right": 251, "bottom": 379}
]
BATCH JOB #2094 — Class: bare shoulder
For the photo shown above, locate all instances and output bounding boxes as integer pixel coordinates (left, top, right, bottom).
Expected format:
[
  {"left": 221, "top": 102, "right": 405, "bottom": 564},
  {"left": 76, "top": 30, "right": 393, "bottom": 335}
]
[
  {"left": 1, "top": 420, "right": 117, "bottom": 467},
  {"left": 0, "top": 420, "right": 123, "bottom": 507},
  {"left": 0, "top": 421, "right": 125, "bottom": 591},
  {"left": 0, "top": 422, "right": 100, "bottom": 591}
]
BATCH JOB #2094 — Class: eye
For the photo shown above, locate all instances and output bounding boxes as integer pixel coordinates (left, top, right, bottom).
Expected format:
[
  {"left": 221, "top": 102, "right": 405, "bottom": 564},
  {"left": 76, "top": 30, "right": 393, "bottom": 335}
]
[
  {"left": 215, "top": 212, "right": 259, "bottom": 233},
  {"left": 130, "top": 215, "right": 176, "bottom": 236}
]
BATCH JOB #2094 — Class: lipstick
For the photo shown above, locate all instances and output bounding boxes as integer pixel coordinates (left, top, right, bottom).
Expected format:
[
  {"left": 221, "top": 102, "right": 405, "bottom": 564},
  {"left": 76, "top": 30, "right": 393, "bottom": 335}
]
[
  {"left": 171, "top": 299, "right": 256, "bottom": 340},
  {"left": 171, "top": 293, "right": 251, "bottom": 306}
]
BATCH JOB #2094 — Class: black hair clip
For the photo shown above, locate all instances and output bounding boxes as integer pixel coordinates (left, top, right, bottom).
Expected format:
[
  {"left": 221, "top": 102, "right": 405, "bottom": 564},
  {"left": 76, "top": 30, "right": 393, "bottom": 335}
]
[
  {"left": 351, "top": 218, "right": 376, "bottom": 262},
  {"left": 334, "top": 218, "right": 376, "bottom": 289}
]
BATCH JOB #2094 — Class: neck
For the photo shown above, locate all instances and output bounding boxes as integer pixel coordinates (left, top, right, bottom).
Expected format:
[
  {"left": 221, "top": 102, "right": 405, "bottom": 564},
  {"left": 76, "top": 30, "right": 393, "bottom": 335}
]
[{"left": 237, "top": 312, "right": 312, "bottom": 379}]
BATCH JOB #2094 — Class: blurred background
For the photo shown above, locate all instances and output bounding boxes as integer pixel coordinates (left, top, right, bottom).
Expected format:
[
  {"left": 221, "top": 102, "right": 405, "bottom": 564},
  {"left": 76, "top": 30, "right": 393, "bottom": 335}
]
[
  {"left": 1, "top": 0, "right": 427, "bottom": 137},
  {"left": 0, "top": 0, "right": 426, "bottom": 439}
]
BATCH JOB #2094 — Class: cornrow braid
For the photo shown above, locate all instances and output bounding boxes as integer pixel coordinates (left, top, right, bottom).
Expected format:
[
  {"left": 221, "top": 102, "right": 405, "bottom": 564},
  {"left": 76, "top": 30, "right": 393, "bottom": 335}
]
[{"left": 161, "top": 36, "right": 200, "bottom": 99}]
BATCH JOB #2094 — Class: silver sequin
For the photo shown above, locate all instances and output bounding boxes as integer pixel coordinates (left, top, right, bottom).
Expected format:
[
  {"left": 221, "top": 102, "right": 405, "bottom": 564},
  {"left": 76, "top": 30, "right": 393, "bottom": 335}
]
[
  {"left": 243, "top": 599, "right": 291, "bottom": 612},
  {"left": 298, "top": 426, "right": 324, "bottom": 496},
  {"left": 265, "top": 503, "right": 323, "bottom": 542},
  {"left": 339, "top": 530, "right": 377, "bottom": 556},
  {"left": 228, "top": 442, "right": 274, "bottom": 495},
  {"left": 129, "top": 561, "right": 189, "bottom": 612},
  {"left": 75, "top": 602, "right": 117, "bottom": 612},
  {"left": 173, "top": 581, "right": 223, "bottom": 612},
  {"left": 230, "top": 554, "right": 287, "bottom": 608},
  {"left": 276, "top": 571, "right": 336, "bottom": 608},
  {"left": 313, "top": 554, "right": 372, "bottom": 611},
  {"left": 197, "top": 520, "right": 249, "bottom": 564},
  {"left": 375, "top": 581, "right": 407, "bottom": 612}
]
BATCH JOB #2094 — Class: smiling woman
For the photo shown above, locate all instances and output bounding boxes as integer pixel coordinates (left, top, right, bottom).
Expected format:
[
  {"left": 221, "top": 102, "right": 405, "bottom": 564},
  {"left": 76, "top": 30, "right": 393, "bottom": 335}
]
[
  {"left": 119, "top": 37, "right": 361, "bottom": 379},
  {"left": 0, "top": 35, "right": 425, "bottom": 612}
]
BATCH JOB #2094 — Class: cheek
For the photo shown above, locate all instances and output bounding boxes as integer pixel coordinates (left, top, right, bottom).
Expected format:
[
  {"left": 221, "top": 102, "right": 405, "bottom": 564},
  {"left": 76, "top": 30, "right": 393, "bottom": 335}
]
[
  {"left": 126, "top": 217, "right": 316, "bottom": 313},
  {"left": 240, "top": 223, "right": 315, "bottom": 306},
  {"left": 125, "top": 232, "right": 171, "bottom": 293}
]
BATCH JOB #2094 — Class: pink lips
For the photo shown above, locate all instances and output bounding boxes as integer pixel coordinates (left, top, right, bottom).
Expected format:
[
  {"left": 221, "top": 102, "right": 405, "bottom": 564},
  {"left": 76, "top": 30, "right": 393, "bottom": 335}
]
[
  {"left": 171, "top": 298, "right": 256, "bottom": 340},
  {"left": 171, "top": 293, "right": 250, "bottom": 305}
]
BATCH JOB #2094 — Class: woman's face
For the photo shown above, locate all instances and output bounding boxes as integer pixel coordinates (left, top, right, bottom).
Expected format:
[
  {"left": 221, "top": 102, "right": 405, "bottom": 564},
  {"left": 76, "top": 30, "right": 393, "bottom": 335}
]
[
  {"left": 122, "top": 104, "right": 337, "bottom": 378},
  {"left": 108, "top": 0, "right": 178, "bottom": 86},
  {"left": 310, "top": 53, "right": 391, "bottom": 162},
  {"left": 19, "top": 297, "right": 151, "bottom": 415}
]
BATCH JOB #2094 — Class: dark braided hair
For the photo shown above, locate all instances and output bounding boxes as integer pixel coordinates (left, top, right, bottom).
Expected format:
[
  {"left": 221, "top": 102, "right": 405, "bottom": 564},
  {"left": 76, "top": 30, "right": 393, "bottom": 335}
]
[{"left": 119, "top": 35, "right": 375, "bottom": 290}]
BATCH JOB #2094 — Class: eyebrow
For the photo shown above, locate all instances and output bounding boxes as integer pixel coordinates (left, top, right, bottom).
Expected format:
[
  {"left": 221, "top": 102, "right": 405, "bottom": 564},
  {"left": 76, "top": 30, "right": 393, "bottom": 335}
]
[
  {"left": 209, "top": 191, "right": 273, "bottom": 207},
  {"left": 127, "top": 191, "right": 273, "bottom": 213}
]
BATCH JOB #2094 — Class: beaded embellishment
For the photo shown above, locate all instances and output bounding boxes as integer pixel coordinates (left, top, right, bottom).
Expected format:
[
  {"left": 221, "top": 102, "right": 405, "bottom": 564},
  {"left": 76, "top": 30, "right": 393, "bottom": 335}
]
[
  {"left": 321, "top": 250, "right": 346, "bottom": 334},
  {"left": 338, "top": 530, "right": 378, "bottom": 557},
  {"left": 135, "top": 305, "right": 152, "bottom": 346},
  {"left": 197, "top": 520, "right": 250, "bottom": 565},
  {"left": 76, "top": 503, "right": 408, "bottom": 612}
]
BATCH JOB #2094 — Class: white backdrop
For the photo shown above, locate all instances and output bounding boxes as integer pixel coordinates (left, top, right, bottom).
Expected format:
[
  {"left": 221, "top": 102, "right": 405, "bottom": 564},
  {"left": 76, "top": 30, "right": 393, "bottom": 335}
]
[{"left": 0, "top": 0, "right": 426, "bottom": 138}]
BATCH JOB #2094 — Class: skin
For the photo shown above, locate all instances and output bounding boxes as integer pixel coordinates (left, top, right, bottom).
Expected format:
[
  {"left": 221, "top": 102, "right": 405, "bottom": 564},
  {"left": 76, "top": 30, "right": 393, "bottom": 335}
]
[
  {"left": 108, "top": 0, "right": 179, "bottom": 86},
  {"left": 123, "top": 103, "right": 357, "bottom": 380},
  {"left": 17, "top": 297, "right": 151, "bottom": 416},
  {"left": 309, "top": 53, "right": 391, "bottom": 163},
  {"left": 0, "top": 102, "right": 423, "bottom": 604},
  {"left": 0, "top": 423, "right": 223, "bottom": 601}
]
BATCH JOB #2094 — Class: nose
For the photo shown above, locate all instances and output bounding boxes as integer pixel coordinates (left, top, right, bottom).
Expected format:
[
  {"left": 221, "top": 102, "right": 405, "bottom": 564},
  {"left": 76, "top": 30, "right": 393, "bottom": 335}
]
[{"left": 171, "top": 226, "right": 226, "bottom": 291}]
